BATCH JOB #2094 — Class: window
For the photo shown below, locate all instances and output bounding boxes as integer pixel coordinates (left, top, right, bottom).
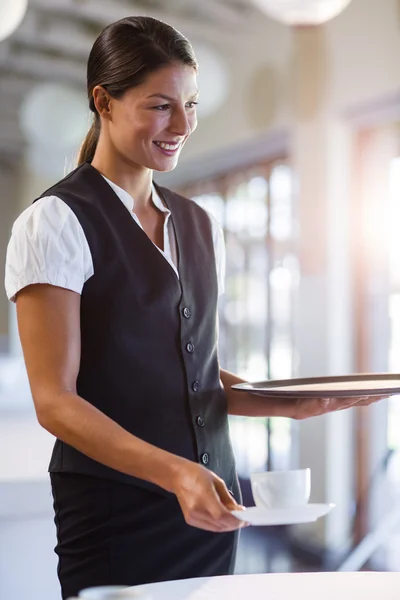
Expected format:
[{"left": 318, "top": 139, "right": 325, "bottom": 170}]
[
  {"left": 352, "top": 125, "right": 400, "bottom": 552},
  {"left": 178, "top": 159, "right": 299, "bottom": 477},
  {"left": 387, "top": 157, "right": 400, "bottom": 461}
]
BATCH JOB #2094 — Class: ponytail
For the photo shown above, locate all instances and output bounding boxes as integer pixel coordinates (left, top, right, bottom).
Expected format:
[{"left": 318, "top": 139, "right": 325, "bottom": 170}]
[{"left": 77, "top": 118, "right": 100, "bottom": 165}]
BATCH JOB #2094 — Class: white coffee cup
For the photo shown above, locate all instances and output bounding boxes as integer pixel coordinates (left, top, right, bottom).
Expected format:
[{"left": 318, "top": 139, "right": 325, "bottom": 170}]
[
  {"left": 250, "top": 468, "right": 311, "bottom": 509},
  {"left": 78, "top": 586, "right": 151, "bottom": 599}
]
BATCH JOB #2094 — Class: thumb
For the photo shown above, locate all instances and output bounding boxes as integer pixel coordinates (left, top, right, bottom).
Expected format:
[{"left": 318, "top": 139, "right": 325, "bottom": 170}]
[
  {"left": 319, "top": 397, "right": 332, "bottom": 409},
  {"left": 213, "top": 478, "right": 244, "bottom": 511}
]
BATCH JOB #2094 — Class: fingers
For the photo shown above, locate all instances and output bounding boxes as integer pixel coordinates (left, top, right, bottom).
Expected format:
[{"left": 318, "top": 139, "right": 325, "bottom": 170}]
[
  {"left": 354, "top": 395, "right": 390, "bottom": 406},
  {"left": 213, "top": 477, "right": 239, "bottom": 510},
  {"left": 295, "top": 396, "right": 358, "bottom": 419},
  {"left": 187, "top": 514, "right": 228, "bottom": 532},
  {"left": 211, "top": 478, "right": 249, "bottom": 529},
  {"left": 319, "top": 397, "right": 358, "bottom": 411},
  {"left": 336, "top": 397, "right": 361, "bottom": 409},
  {"left": 335, "top": 395, "right": 390, "bottom": 408},
  {"left": 294, "top": 392, "right": 392, "bottom": 419},
  {"left": 318, "top": 397, "right": 331, "bottom": 409},
  {"left": 184, "top": 497, "right": 248, "bottom": 532},
  {"left": 187, "top": 513, "right": 248, "bottom": 533},
  {"left": 177, "top": 468, "right": 249, "bottom": 533},
  {"left": 320, "top": 394, "right": 390, "bottom": 413}
]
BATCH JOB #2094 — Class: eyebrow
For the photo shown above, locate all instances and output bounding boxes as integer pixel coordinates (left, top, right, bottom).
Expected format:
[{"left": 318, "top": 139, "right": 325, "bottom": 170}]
[{"left": 147, "top": 92, "right": 199, "bottom": 102}]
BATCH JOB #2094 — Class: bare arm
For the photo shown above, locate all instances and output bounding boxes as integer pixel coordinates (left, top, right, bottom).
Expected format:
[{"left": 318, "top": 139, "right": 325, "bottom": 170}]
[
  {"left": 220, "top": 368, "right": 381, "bottom": 419},
  {"left": 16, "top": 284, "right": 246, "bottom": 531},
  {"left": 16, "top": 284, "right": 183, "bottom": 490},
  {"left": 221, "top": 368, "right": 295, "bottom": 417}
]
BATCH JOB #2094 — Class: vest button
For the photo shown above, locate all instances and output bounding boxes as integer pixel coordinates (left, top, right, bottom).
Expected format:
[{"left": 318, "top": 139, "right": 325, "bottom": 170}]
[
  {"left": 196, "top": 416, "right": 205, "bottom": 427},
  {"left": 186, "top": 342, "right": 195, "bottom": 353},
  {"left": 182, "top": 307, "right": 191, "bottom": 319},
  {"left": 192, "top": 380, "right": 200, "bottom": 392},
  {"left": 201, "top": 452, "right": 209, "bottom": 465}
]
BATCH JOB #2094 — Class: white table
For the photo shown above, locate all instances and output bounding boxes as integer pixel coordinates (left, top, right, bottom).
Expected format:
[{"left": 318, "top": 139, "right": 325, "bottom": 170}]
[{"left": 132, "top": 572, "right": 400, "bottom": 600}]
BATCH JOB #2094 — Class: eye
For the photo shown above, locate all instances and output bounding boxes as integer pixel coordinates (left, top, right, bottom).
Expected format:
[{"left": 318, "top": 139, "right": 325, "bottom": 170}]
[
  {"left": 186, "top": 101, "right": 198, "bottom": 109},
  {"left": 153, "top": 104, "right": 171, "bottom": 111}
]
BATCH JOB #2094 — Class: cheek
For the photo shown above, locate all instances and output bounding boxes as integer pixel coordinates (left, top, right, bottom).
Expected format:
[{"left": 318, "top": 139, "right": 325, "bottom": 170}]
[
  {"left": 112, "top": 107, "right": 151, "bottom": 135},
  {"left": 128, "top": 112, "right": 167, "bottom": 141}
]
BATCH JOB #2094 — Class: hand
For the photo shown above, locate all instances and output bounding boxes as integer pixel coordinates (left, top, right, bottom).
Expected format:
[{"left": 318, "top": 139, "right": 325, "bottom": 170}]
[
  {"left": 169, "top": 458, "right": 248, "bottom": 532},
  {"left": 292, "top": 394, "right": 390, "bottom": 420}
]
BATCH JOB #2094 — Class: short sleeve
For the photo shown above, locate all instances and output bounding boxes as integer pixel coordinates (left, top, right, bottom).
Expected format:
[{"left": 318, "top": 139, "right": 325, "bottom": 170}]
[
  {"left": 5, "top": 195, "right": 93, "bottom": 303},
  {"left": 207, "top": 212, "right": 226, "bottom": 297}
]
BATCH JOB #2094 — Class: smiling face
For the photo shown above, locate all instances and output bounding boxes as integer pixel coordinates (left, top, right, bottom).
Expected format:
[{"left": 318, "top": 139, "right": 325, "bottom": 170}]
[{"left": 94, "top": 62, "right": 198, "bottom": 173}]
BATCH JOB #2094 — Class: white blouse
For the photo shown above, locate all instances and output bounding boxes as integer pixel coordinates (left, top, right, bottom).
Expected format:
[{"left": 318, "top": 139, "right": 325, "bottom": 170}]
[{"left": 5, "top": 175, "right": 226, "bottom": 303}]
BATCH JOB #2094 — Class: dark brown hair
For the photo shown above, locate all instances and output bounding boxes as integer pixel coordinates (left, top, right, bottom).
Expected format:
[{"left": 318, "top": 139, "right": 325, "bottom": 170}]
[{"left": 78, "top": 16, "right": 197, "bottom": 165}]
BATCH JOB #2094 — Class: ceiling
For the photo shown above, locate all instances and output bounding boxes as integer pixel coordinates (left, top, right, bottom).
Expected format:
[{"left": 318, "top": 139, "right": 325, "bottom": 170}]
[{"left": 0, "top": 0, "right": 265, "bottom": 161}]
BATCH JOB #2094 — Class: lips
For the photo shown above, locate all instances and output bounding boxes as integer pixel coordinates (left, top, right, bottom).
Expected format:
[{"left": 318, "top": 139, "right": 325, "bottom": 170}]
[
  {"left": 153, "top": 140, "right": 181, "bottom": 150},
  {"left": 153, "top": 140, "right": 183, "bottom": 157}
]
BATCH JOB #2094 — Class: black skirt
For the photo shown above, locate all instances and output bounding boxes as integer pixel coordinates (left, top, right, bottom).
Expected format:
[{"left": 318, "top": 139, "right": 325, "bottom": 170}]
[{"left": 50, "top": 472, "right": 239, "bottom": 599}]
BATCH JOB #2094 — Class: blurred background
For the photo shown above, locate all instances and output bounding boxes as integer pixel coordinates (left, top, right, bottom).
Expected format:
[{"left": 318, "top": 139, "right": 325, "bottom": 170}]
[{"left": 0, "top": 0, "right": 400, "bottom": 598}]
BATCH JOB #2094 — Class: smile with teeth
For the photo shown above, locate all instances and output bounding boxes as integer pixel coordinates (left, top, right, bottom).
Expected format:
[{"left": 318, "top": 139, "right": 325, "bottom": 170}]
[{"left": 154, "top": 141, "right": 181, "bottom": 151}]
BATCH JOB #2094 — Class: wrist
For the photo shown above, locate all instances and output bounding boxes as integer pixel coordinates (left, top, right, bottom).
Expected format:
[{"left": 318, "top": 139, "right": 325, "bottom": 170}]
[
  {"left": 260, "top": 395, "right": 298, "bottom": 419},
  {"left": 153, "top": 453, "right": 187, "bottom": 494},
  {"left": 264, "top": 396, "right": 299, "bottom": 419},
  {"left": 283, "top": 398, "right": 299, "bottom": 419}
]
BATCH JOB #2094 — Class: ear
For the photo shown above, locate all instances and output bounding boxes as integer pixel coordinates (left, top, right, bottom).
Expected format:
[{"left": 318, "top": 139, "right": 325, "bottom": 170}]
[{"left": 92, "top": 85, "right": 112, "bottom": 120}]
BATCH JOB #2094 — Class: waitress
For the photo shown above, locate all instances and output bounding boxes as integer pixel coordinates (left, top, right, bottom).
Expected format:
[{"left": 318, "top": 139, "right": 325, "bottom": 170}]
[{"left": 5, "top": 15, "right": 379, "bottom": 600}]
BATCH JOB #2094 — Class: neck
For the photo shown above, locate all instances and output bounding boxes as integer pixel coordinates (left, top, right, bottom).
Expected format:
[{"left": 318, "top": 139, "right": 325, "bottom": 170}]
[{"left": 91, "top": 140, "right": 153, "bottom": 208}]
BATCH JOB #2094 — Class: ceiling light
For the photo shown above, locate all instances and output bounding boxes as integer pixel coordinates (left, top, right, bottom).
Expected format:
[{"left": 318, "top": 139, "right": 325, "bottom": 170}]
[{"left": 251, "top": 0, "right": 353, "bottom": 26}]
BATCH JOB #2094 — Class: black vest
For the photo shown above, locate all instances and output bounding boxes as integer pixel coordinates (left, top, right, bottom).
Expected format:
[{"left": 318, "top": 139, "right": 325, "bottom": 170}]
[{"left": 35, "top": 163, "right": 238, "bottom": 496}]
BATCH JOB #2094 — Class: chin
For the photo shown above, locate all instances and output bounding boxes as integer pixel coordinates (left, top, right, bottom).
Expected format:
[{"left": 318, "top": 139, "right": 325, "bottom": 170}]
[
  {"left": 156, "top": 163, "right": 179, "bottom": 173},
  {"left": 151, "top": 159, "right": 180, "bottom": 173}
]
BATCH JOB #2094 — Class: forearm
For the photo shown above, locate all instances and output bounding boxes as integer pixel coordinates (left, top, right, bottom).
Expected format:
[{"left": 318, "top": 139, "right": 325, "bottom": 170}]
[
  {"left": 37, "top": 390, "right": 183, "bottom": 493},
  {"left": 220, "top": 368, "right": 296, "bottom": 418}
]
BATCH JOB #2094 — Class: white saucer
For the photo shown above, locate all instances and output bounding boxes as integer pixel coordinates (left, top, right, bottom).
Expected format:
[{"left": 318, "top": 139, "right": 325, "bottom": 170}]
[{"left": 231, "top": 503, "right": 335, "bottom": 526}]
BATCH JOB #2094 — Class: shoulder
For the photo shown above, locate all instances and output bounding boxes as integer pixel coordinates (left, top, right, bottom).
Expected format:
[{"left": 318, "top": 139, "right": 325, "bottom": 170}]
[
  {"left": 8, "top": 194, "right": 91, "bottom": 265},
  {"left": 5, "top": 195, "right": 93, "bottom": 302},
  {"left": 12, "top": 195, "right": 76, "bottom": 235}
]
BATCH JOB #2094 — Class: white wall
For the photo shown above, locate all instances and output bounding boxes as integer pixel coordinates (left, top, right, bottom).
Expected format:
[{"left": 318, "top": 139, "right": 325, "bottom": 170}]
[
  {"left": 327, "top": 0, "right": 400, "bottom": 110},
  {"left": 178, "top": 0, "right": 400, "bottom": 167}
]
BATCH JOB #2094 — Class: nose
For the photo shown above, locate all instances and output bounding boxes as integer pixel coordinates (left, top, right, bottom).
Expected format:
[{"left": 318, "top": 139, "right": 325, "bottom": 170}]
[{"left": 169, "top": 107, "right": 193, "bottom": 137}]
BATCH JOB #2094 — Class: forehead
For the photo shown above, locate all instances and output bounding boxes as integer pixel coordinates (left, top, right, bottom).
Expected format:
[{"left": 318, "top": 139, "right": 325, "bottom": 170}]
[{"left": 131, "top": 63, "right": 198, "bottom": 100}]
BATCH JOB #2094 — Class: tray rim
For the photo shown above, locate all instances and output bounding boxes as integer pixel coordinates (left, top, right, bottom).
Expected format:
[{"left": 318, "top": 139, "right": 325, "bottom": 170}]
[{"left": 231, "top": 372, "right": 400, "bottom": 398}]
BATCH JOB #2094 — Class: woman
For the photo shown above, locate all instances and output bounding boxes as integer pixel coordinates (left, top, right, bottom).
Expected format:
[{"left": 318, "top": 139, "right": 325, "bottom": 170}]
[{"left": 5, "top": 15, "right": 379, "bottom": 599}]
